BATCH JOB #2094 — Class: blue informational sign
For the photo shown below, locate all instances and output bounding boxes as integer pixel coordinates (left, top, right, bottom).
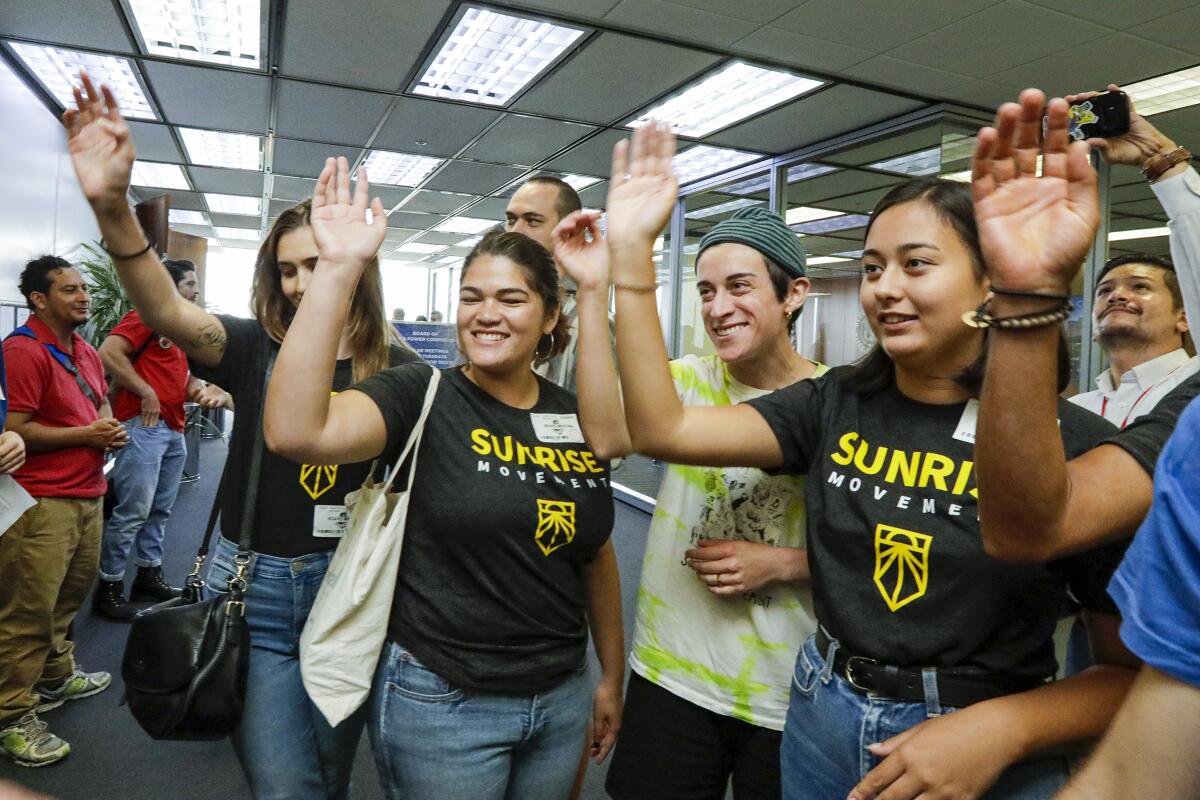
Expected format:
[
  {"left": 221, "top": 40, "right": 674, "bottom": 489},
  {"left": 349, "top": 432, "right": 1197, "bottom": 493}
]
[{"left": 394, "top": 322, "right": 460, "bottom": 368}]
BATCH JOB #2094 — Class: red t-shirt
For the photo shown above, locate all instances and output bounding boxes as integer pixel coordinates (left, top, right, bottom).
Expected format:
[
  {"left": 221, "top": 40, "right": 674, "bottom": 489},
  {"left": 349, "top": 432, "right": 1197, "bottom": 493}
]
[
  {"left": 110, "top": 310, "right": 190, "bottom": 432},
  {"left": 4, "top": 316, "right": 108, "bottom": 498}
]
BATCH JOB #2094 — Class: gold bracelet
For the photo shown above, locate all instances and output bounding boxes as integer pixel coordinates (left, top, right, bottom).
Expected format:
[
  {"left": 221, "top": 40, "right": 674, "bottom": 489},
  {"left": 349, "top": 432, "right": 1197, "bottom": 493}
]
[{"left": 613, "top": 281, "right": 658, "bottom": 292}]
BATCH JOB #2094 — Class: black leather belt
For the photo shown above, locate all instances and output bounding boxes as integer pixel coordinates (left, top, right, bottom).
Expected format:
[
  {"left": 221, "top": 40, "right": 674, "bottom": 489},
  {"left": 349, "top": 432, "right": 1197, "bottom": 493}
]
[{"left": 815, "top": 630, "right": 1046, "bottom": 708}]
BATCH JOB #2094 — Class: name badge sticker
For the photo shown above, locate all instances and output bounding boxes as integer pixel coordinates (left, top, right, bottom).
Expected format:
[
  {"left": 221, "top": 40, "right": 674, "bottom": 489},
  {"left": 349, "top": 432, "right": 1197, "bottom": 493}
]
[
  {"left": 953, "top": 399, "right": 979, "bottom": 444},
  {"left": 313, "top": 504, "right": 349, "bottom": 538},
  {"left": 531, "top": 413, "right": 585, "bottom": 444}
]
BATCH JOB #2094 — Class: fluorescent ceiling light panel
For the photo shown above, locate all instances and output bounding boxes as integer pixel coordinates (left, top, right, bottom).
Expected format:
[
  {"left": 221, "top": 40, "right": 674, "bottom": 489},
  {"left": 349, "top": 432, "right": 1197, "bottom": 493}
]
[
  {"left": 124, "top": 0, "right": 263, "bottom": 69},
  {"left": 785, "top": 206, "right": 840, "bottom": 225},
  {"left": 1123, "top": 66, "right": 1200, "bottom": 116},
  {"left": 832, "top": 249, "right": 864, "bottom": 259},
  {"left": 722, "top": 163, "right": 837, "bottom": 196},
  {"left": 131, "top": 160, "right": 190, "bottom": 190},
  {"left": 412, "top": 6, "right": 586, "bottom": 107},
  {"left": 169, "top": 210, "right": 207, "bottom": 225},
  {"left": 457, "top": 235, "right": 484, "bottom": 247},
  {"left": 204, "top": 192, "right": 260, "bottom": 215},
  {"left": 868, "top": 146, "right": 941, "bottom": 176},
  {"left": 806, "top": 256, "right": 852, "bottom": 266},
  {"left": 1109, "top": 226, "right": 1170, "bottom": 241},
  {"left": 394, "top": 242, "right": 445, "bottom": 254},
  {"left": 435, "top": 216, "right": 494, "bottom": 234},
  {"left": 10, "top": 43, "right": 156, "bottom": 120},
  {"left": 563, "top": 174, "right": 601, "bottom": 191},
  {"left": 363, "top": 150, "right": 443, "bottom": 187},
  {"left": 684, "top": 198, "right": 760, "bottom": 220},
  {"left": 941, "top": 169, "right": 972, "bottom": 183},
  {"left": 436, "top": 256, "right": 461, "bottom": 265},
  {"left": 214, "top": 226, "right": 259, "bottom": 240},
  {"left": 626, "top": 61, "right": 822, "bottom": 138},
  {"left": 790, "top": 214, "right": 871, "bottom": 235},
  {"left": 672, "top": 146, "right": 764, "bottom": 186},
  {"left": 178, "top": 127, "right": 262, "bottom": 170}
]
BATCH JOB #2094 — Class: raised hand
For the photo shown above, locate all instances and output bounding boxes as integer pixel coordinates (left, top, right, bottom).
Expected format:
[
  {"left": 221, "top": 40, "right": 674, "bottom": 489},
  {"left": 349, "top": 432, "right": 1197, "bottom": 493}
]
[
  {"left": 552, "top": 210, "right": 610, "bottom": 293},
  {"left": 972, "top": 88, "right": 1099, "bottom": 295},
  {"left": 605, "top": 121, "right": 678, "bottom": 249},
  {"left": 310, "top": 156, "right": 387, "bottom": 271},
  {"left": 62, "top": 71, "right": 135, "bottom": 214},
  {"left": 1065, "top": 84, "right": 1178, "bottom": 169}
]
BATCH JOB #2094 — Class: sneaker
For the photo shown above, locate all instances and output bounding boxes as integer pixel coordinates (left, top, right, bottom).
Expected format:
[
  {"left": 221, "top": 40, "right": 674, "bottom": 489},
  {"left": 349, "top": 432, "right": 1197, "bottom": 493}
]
[
  {"left": 131, "top": 566, "right": 181, "bottom": 603},
  {"left": 93, "top": 579, "right": 137, "bottom": 622},
  {"left": 33, "top": 668, "right": 111, "bottom": 713},
  {"left": 0, "top": 712, "right": 70, "bottom": 767}
]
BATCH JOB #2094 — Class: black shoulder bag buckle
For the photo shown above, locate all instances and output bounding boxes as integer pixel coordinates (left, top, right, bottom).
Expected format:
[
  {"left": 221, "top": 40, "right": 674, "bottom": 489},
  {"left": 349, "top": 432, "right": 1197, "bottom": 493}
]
[{"left": 120, "top": 355, "right": 267, "bottom": 741}]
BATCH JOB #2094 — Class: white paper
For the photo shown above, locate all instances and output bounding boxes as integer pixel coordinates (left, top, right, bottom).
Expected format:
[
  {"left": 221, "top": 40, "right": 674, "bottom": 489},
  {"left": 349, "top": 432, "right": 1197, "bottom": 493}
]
[
  {"left": 530, "top": 413, "right": 585, "bottom": 444},
  {"left": 0, "top": 475, "right": 35, "bottom": 538}
]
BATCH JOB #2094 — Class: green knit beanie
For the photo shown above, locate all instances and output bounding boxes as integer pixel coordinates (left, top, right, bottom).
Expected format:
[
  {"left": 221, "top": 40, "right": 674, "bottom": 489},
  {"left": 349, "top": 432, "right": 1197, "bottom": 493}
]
[{"left": 697, "top": 206, "right": 807, "bottom": 278}]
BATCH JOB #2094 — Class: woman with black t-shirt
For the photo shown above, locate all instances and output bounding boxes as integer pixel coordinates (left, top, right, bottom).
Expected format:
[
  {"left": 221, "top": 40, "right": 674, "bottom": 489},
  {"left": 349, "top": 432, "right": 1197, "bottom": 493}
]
[
  {"left": 264, "top": 158, "right": 624, "bottom": 800},
  {"left": 63, "top": 76, "right": 416, "bottom": 800},
  {"left": 599, "top": 122, "right": 1138, "bottom": 800}
]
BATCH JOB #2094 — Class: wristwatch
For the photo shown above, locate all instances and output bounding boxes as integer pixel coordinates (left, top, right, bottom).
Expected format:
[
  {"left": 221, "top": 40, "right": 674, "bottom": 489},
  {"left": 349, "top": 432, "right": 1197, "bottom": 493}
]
[{"left": 1143, "top": 146, "right": 1192, "bottom": 183}]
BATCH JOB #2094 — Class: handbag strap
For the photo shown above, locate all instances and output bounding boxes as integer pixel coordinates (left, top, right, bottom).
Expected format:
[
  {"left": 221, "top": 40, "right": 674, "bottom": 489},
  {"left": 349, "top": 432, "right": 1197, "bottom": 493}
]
[{"left": 378, "top": 367, "right": 441, "bottom": 497}]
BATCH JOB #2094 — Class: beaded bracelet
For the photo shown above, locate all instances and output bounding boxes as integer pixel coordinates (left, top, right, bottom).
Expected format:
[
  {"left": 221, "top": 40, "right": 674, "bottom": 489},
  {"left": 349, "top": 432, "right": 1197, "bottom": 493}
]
[
  {"left": 101, "top": 238, "right": 154, "bottom": 260},
  {"left": 962, "top": 298, "right": 1072, "bottom": 329}
]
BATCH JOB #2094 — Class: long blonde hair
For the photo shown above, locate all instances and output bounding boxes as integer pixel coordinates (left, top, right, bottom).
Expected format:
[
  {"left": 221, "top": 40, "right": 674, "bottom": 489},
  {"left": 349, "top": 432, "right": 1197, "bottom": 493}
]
[{"left": 251, "top": 200, "right": 403, "bottom": 382}]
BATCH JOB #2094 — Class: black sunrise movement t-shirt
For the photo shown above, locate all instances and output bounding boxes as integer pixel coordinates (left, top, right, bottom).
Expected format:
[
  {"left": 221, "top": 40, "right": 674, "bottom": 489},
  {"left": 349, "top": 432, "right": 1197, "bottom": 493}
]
[
  {"left": 747, "top": 366, "right": 1123, "bottom": 680},
  {"left": 353, "top": 363, "right": 615, "bottom": 694},
  {"left": 1106, "top": 372, "right": 1200, "bottom": 476},
  {"left": 190, "top": 315, "right": 421, "bottom": 558}
]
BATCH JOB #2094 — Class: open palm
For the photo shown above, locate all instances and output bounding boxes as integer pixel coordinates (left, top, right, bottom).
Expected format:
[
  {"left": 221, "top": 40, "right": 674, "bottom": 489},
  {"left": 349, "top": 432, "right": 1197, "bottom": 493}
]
[
  {"left": 973, "top": 89, "right": 1099, "bottom": 293},
  {"left": 605, "top": 122, "right": 678, "bottom": 247},
  {"left": 62, "top": 72, "right": 135, "bottom": 211},
  {"left": 310, "top": 156, "right": 387, "bottom": 269}
]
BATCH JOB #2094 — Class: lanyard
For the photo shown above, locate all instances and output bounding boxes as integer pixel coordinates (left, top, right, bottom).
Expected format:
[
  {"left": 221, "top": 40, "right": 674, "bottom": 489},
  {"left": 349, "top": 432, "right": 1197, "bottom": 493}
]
[{"left": 1100, "top": 362, "right": 1186, "bottom": 429}]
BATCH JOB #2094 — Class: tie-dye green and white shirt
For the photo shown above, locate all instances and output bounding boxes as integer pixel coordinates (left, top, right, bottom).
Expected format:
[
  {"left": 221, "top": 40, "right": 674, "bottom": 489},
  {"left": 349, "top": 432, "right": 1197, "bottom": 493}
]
[{"left": 630, "top": 354, "right": 824, "bottom": 731}]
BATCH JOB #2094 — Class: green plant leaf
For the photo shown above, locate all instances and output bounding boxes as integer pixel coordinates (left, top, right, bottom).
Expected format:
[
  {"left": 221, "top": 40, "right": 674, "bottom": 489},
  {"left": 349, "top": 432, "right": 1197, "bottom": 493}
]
[{"left": 78, "top": 241, "right": 133, "bottom": 348}]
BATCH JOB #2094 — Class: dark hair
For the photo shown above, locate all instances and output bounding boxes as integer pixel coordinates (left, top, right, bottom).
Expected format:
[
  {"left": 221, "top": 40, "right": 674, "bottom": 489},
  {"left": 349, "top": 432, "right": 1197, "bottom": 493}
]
[
  {"left": 765, "top": 258, "right": 803, "bottom": 335},
  {"left": 524, "top": 176, "right": 582, "bottom": 222},
  {"left": 461, "top": 230, "right": 570, "bottom": 365},
  {"left": 1097, "top": 253, "right": 1182, "bottom": 310},
  {"left": 847, "top": 178, "right": 988, "bottom": 395},
  {"left": 163, "top": 258, "right": 195, "bottom": 286},
  {"left": 19, "top": 255, "right": 73, "bottom": 310}
]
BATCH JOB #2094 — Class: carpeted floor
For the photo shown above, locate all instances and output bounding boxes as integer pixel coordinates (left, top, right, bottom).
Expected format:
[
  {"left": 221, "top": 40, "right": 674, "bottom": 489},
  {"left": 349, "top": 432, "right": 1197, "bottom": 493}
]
[{"left": 0, "top": 438, "right": 652, "bottom": 800}]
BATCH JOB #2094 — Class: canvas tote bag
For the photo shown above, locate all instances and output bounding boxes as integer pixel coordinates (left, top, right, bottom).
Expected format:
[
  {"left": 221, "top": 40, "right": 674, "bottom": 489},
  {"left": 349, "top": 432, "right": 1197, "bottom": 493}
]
[{"left": 300, "top": 367, "right": 441, "bottom": 726}]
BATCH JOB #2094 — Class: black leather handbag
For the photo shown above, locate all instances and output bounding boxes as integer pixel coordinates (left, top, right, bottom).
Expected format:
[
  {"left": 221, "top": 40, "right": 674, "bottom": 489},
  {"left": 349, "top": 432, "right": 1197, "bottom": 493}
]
[{"left": 121, "top": 410, "right": 264, "bottom": 741}]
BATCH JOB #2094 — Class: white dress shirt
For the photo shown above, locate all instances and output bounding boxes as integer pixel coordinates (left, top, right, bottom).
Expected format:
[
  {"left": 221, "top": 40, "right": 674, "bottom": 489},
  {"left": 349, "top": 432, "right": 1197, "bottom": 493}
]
[{"left": 1071, "top": 348, "right": 1200, "bottom": 427}]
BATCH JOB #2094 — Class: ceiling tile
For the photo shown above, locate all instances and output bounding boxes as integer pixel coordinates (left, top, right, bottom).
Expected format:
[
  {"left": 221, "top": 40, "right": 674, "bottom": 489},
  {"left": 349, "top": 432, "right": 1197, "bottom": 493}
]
[
  {"left": 0, "top": 0, "right": 135, "bottom": 53},
  {"left": 514, "top": 32, "right": 720, "bottom": 124},
  {"left": 187, "top": 166, "right": 263, "bottom": 196},
  {"left": 403, "top": 190, "right": 477, "bottom": 214},
  {"left": 730, "top": 27, "right": 874, "bottom": 73},
  {"left": 171, "top": 223, "right": 213, "bottom": 238},
  {"left": 464, "top": 115, "right": 597, "bottom": 168},
  {"left": 841, "top": 56, "right": 969, "bottom": 96},
  {"left": 935, "top": 79, "right": 1026, "bottom": 109},
  {"left": 142, "top": 61, "right": 270, "bottom": 133},
  {"left": 1131, "top": 8, "right": 1200, "bottom": 57},
  {"left": 384, "top": 227, "right": 421, "bottom": 241},
  {"left": 578, "top": 181, "right": 610, "bottom": 208},
  {"left": 280, "top": 0, "right": 452, "bottom": 90},
  {"left": 414, "top": 231, "right": 466, "bottom": 245},
  {"left": 270, "top": 175, "right": 317, "bottom": 201},
  {"left": 603, "top": 0, "right": 760, "bottom": 48},
  {"left": 215, "top": 238, "right": 261, "bottom": 249},
  {"left": 268, "top": 199, "right": 296, "bottom": 217},
  {"left": 1111, "top": 198, "right": 1168, "bottom": 220},
  {"left": 666, "top": 0, "right": 799, "bottom": 24},
  {"left": 387, "top": 210, "right": 442, "bottom": 230},
  {"left": 272, "top": 139, "right": 363, "bottom": 179},
  {"left": 275, "top": 81, "right": 393, "bottom": 146},
  {"left": 704, "top": 86, "right": 927, "bottom": 154},
  {"left": 464, "top": 196, "right": 513, "bottom": 219},
  {"left": 163, "top": 190, "right": 206, "bottom": 211},
  {"left": 208, "top": 212, "right": 260, "bottom": 228},
  {"left": 992, "top": 33, "right": 1195, "bottom": 95},
  {"left": 772, "top": 0, "right": 1001, "bottom": 52},
  {"left": 542, "top": 129, "right": 628, "bottom": 177},
  {"left": 127, "top": 121, "right": 182, "bottom": 163},
  {"left": 371, "top": 186, "right": 414, "bottom": 209},
  {"left": 423, "top": 160, "right": 529, "bottom": 195},
  {"left": 1029, "top": 0, "right": 1195, "bottom": 29},
  {"left": 440, "top": 245, "right": 475, "bottom": 257},
  {"left": 502, "top": 0, "right": 622, "bottom": 19},
  {"left": 1149, "top": 105, "right": 1200, "bottom": 150},
  {"left": 372, "top": 96, "right": 501, "bottom": 158},
  {"left": 891, "top": 1, "right": 1110, "bottom": 79}
]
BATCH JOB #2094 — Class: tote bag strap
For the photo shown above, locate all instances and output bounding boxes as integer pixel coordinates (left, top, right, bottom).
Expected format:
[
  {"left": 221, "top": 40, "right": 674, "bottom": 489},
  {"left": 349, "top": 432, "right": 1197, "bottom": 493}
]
[{"left": 377, "top": 367, "right": 441, "bottom": 496}]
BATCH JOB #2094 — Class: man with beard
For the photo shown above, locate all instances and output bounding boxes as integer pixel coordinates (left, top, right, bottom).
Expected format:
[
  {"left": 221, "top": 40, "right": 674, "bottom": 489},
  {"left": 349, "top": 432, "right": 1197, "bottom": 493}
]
[
  {"left": 1071, "top": 253, "right": 1197, "bottom": 427},
  {"left": 0, "top": 256, "right": 128, "bottom": 766}
]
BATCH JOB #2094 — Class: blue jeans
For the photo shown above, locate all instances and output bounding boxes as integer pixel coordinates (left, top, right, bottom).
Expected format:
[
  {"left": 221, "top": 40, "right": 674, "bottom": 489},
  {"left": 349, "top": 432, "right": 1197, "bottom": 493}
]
[
  {"left": 98, "top": 418, "right": 187, "bottom": 581},
  {"left": 781, "top": 635, "right": 1071, "bottom": 800},
  {"left": 369, "top": 640, "right": 592, "bottom": 800},
  {"left": 205, "top": 537, "right": 366, "bottom": 800}
]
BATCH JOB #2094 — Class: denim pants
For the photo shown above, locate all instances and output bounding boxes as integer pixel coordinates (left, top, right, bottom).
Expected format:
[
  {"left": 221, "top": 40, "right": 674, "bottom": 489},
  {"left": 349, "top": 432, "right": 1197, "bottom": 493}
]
[
  {"left": 369, "top": 639, "right": 592, "bottom": 800},
  {"left": 781, "top": 634, "right": 1071, "bottom": 800},
  {"left": 99, "top": 418, "right": 187, "bottom": 581},
  {"left": 205, "top": 537, "right": 366, "bottom": 800}
]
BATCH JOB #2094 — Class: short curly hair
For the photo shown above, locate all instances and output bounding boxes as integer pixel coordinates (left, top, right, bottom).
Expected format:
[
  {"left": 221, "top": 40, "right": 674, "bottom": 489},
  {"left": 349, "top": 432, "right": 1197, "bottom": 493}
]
[{"left": 18, "top": 255, "right": 73, "bottom": 310}]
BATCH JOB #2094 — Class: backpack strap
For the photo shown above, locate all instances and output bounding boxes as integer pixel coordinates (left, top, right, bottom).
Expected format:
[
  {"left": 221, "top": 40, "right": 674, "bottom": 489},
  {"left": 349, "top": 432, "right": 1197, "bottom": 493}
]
[{"left": 7, "top": 326, "right": 100, "bottom": 409}]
